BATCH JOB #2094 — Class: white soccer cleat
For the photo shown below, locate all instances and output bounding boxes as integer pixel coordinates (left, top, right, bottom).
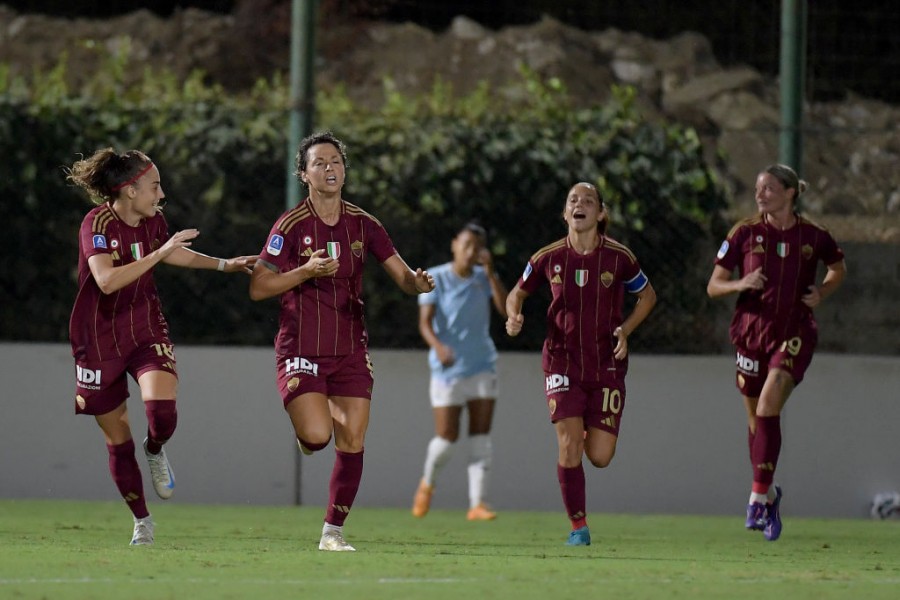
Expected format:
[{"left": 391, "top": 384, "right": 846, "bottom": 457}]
[
  {"left": 318, "top": 529, "right": 356, "bottom": 551},
  {"left": 130, "top": 515, "right": 154, "bottom": 546},
  {"left": 143, "top": 438, "right": 175, "bottom": 500},
  {"left": 871, "top": 491, "right": 900, "bottom": 519}
]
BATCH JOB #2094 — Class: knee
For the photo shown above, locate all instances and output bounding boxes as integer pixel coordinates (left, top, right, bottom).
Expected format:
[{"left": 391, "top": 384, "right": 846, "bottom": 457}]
[
  {"left": 586, "top": 442, "right": 616, "bottom": 469},
  {"left": 436, "top": 416, "right": 461, "bottom": 442},
  {"left": 332, "top": 423, "right": 367, "bottom": 453},
  {"left": 293, "top": 419, "right": 333, "bottom": 446},
  {"left": 438, "top": 430, "right": 460, "bottom": 443},
  {"left": 587, "top": 452, "right": 614, "bottom": 469},
  {"left": 338, "top": 433, "right": 365, "bottom": 453},
  {"left": 469, "top": 434, "right": 492, "bottom": 463},
  {"left": 295, "top": 421, "right": 333, "bottom": 452},
  {"left": 558, "top": 441, "right": 585, "bottom": 467},
  {"left": 145, "top": 400, "right": 177, "bottom": 443},
  {"left": 297, "top": 434, "right": 331, "bottom": 453},
  {"left": 772, "top": 369, "right": 794, "bottom": 390}
]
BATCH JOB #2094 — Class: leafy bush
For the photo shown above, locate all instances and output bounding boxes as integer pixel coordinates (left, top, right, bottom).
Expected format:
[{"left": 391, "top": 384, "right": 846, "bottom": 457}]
[{"left": 0, "top": 49, "right": 729, "bottom": 353}]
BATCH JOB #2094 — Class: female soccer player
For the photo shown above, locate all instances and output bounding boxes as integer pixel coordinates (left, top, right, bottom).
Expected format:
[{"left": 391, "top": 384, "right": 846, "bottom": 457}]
[
  {"left": 67, "top": 148, "right": 256, "bottom": 545},
  {"left": 707, "top": 164, "right": 845, "bottom": 541},
  {"left": 249, "top": 131, "right": 434, "bottom": 552},
  {"left": 505, "top": 181, "right": 657, "bottom": 545},
  {"left": 411, "top": 221, "right": 508, "bottom": 521}
]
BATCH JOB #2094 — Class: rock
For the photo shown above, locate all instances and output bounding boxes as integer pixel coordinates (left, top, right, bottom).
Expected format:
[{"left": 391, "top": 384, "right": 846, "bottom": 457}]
[{"left": 1, "top": 5, "right": 898, "bottom": 240}]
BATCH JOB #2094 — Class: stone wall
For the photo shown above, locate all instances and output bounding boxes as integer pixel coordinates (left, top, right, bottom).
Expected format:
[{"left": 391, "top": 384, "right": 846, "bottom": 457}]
[{"left": 2, "top": 344, "right": 898, "bottom": 518}]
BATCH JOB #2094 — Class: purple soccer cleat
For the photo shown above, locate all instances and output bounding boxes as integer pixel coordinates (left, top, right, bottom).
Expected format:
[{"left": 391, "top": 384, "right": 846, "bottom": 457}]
[
  {"left": 764, "top": 485, "right": 783, "bottom": 541},
  {"left": 745, "top": 502, "right": 766, "bottom": 531}
]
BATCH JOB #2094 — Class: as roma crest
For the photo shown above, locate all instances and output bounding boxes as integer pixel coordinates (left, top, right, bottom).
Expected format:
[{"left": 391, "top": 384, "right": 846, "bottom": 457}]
[{"left": 600, "top": 271, "right": 614, "bottom": 288}]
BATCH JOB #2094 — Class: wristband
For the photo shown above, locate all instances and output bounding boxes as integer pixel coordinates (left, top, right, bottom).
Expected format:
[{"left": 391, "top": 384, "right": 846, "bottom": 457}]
[{"left": 217, "top": 259, "right": 226, "bottom": 272}]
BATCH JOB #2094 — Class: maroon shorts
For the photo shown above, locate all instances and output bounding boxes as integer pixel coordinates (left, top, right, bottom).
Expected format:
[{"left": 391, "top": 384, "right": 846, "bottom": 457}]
[
  {"left": 544, "top": 370, "right": 626, "bottom": 436},
  {"left": 277, "top": 348, "right": 375, "bottom": 407},
  {"left": 74, "top": 341, "right": 178, "bottom": 416},
  {"left": 735, "top": 332, "right": 816, "bottom": 397}
]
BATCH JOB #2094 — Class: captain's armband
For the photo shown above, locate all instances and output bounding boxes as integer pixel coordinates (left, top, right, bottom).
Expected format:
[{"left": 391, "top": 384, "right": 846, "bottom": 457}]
[{"left": 258, "top": 259, "right": 279, "bottom": 272}]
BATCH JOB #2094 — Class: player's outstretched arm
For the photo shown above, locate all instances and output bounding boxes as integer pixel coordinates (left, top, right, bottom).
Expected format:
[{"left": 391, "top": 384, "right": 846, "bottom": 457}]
[
  {"left": 382, "top": 254, "right": 435, "bottom": 295},
  {"left": 163, "top": 246, "right": 257, "bottom": 274},
  {"left": 89, "top": 229, "right": 198, "bottom": 294}
]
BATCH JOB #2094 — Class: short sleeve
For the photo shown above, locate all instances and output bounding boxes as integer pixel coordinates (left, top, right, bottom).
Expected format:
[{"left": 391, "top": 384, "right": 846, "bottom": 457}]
[
  {"left": 365, "top": 216, "right": 398, "bottom": 263},
  {"left": 517, "top": 254, "right": 546, "bottom": 295},
  {"left": 259, "top": 221, "right": 295, "bottom": 272},
  {"left": 820, "top": 231, "right": 845, "bottom": 266},
  {"left": 623, "top": 261, "right": 649, "bottom": 294},
  {"left": 80, "top": 213, "right": 111, "bottom": 260},
  {"left": 714, "top": 226, "right": 747, "bottom": 272}
]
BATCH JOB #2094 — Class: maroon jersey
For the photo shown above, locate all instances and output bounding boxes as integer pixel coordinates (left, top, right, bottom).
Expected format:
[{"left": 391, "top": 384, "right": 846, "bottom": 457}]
[
  {"left": 259, "top": 197, "right": 397, "bottom": 358},
  {"left": 516, "top": 236, "right": 649, "bottom": 381},
  {"left": 714, "top": 213, "right": 844, "bottom": 354},
  {"left": 69, "top": 203, "right": 171, "bottom": 362}
]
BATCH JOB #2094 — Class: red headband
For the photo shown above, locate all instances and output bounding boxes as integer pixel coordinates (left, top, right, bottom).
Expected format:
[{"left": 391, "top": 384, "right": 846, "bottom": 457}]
[{"left": 111, "top": 162, "right": 154, "bottom": 192}]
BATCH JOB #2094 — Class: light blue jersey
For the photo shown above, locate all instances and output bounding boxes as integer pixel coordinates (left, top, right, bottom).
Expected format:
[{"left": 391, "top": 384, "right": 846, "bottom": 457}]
[{"left": 419, "top": 263, "right": 497, "bottom": 380}]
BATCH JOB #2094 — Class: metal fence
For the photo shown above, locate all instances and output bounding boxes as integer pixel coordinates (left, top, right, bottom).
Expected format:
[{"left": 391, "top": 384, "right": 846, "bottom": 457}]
[{"left": 2, "top": 0, "right": 898, "bottom": 355}]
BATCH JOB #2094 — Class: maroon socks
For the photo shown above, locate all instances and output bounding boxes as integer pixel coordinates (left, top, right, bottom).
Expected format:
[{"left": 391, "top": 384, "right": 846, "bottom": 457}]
[
  {"left": 325, "top": 449, "right": 364, "bottom": 526},
  {"left": 107, "top": 439, "right": 149, "bottom": 519},
  {"left": 751, "top": 415, "right": 782, "bottom": 494},
  {"left": 558, "top": 463, "right": 587, "bottom": 530}
]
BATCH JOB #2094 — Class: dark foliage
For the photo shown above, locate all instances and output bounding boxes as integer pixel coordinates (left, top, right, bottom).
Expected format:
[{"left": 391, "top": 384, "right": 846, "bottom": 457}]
[{"left": 0, "top": 68, "right": 728, "bottom": 353}]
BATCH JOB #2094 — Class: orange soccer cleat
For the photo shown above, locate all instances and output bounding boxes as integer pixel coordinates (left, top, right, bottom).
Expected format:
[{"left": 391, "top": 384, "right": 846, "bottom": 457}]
[
  {"left": 466, "top": 503, "right": 497, "bottom": 521},
  {"left": 412, "top": 480, "right": 434, "bottom": 518}
]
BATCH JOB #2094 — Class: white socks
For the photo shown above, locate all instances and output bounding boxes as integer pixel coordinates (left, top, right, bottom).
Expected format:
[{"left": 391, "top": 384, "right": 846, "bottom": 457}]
[
  {"left": 468, "top": 434, "right": 492, "bottom": 509},
  {"left": 749, "top": 488, "right": 776, "bottom": 505},
  {"left": 422, "top": 434, "right": 493, "bottom": 509},
  {"left": 422, "top": 436, "right": 455, "bottom": 485}
]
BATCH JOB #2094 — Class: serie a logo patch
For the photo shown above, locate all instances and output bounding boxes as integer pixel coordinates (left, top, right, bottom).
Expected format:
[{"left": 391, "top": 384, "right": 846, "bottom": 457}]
[{"left": 267, "top": 234, "right": 284, "bottom": 256}]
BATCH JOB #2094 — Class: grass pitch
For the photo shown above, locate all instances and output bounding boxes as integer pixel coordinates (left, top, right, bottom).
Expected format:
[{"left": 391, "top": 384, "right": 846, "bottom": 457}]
[{"left": 1, "top": 499, "right": 897, "bottom": 599}]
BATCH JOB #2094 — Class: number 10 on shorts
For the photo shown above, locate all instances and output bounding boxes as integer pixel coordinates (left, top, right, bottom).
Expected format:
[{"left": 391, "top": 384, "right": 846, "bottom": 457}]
[{"left": 601, "top": 387, "right": 622, "bottom": 414}]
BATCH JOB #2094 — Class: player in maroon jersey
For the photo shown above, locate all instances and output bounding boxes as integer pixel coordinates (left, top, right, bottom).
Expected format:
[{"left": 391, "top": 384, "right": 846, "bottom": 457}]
[
  {"left": 505, "top": 182, "right": 657, "bottom": 546},
  {"left": 707, "top": 164, "right": 846, "bottom": 541},
  {"left": 66, "top": 148, "right": 256, "bottom": 546},
  {"left": 249, "top": 131, "right": 434, "bottom": 552}
]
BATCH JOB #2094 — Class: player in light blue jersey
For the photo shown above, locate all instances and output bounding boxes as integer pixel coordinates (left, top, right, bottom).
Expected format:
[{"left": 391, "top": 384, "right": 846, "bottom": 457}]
[{"left": 412, "top": 222, "right": 508, "bottom": 520}]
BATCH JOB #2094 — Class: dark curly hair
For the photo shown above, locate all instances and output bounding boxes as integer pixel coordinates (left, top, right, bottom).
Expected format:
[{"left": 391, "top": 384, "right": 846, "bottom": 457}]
[
  {"left": 65, "top": 148, "right": 152, "bottom": 204},
  {"left": 294, "top": 131, "right": 348, "bottom": 182}
]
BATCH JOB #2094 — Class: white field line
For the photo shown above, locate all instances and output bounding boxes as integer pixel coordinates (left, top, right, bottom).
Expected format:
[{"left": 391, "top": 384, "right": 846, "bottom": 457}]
[
  {"left": 2, "top": 577, "right": 900, "bottom": 586},
  {"left": 0, "top": 577, "right": 473, "bottom": 585}
]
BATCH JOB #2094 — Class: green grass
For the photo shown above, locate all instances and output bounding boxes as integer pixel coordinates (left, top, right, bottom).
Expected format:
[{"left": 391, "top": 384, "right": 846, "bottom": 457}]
[{"left": 1, "top": 499, "right": 898, "bottom": 599}]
